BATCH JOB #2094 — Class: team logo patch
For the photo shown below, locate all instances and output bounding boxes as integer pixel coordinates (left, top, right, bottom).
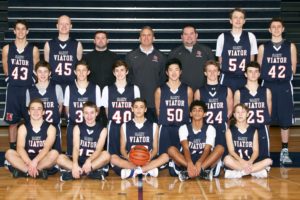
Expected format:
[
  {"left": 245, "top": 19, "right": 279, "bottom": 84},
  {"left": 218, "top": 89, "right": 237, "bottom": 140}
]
[
  {"left": 196, "top": 50, "right": 202, "bottom": 58},
  {"left": 152, "top": 55, "right": 158, "bottom": 62},
  {"left": 6, "top": 113, "right": 13, "bottom": 121}
]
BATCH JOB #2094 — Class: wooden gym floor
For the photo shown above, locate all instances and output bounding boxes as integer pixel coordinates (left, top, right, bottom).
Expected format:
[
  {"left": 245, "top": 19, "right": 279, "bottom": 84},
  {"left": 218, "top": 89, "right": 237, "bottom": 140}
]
[{"left": 0, "top": 126, "right": 300, "bottom": 200}]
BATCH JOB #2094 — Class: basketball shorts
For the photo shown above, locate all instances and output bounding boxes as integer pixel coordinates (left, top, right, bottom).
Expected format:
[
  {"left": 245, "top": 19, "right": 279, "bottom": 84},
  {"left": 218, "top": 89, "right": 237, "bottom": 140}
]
[
  {"left": 158, "top": 125, "right": 180, "bottom": 154},
  {"left": 220, "top": 73, "right": 246, "bottom": 93}
]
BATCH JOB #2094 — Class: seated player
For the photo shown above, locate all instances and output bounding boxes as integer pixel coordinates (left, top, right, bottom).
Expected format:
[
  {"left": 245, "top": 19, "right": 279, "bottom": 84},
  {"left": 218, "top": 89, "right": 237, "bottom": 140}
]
[
  {"left": 5, "top": 98, "right": 58, "bottom": 179},
  {"left": 64, "top": 60, "right": 101, "bottom": 155},
  {"left": 57, "top": 101, "right": 110, "bottom": 181},
  {"left": 26, "top": 60, "right": 64, "bottom": 153},
  {"left": 224, "top": 104, "right": 273, "bottom": 179},
  {"left": 168, "top": 100, "right": 224, "bottom": 181},
  {"left": 110, "top": 98, "right": 169, "bottom": 179}
]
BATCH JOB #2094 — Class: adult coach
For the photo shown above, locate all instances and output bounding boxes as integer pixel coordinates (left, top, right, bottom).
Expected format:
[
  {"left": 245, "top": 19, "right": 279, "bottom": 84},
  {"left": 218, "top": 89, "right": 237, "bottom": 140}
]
[
  {"left": 216, "top": 8, "right": 258, "bottom": 92},
  {"left": 168, "top": 24, "right": 214, "bottom": 91},
  {"left": 44, "top": 15, "right": 83, "bottom": 91},
  {"left": 257, "top": 18, "right": 297, "bottom": 164},
  {"left": 126, "top": 26, "right": 166, "bottom": 122},
  {"left": 2, "top": 19, "right": 39, "bottom": 150}
]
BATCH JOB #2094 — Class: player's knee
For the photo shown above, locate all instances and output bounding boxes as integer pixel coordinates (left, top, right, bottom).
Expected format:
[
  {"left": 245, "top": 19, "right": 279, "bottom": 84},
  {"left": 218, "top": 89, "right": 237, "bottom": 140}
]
[
  {"left": 5, "top": 149, "right": 15, "bottom": 160},
  {"left": 265, "top": 158, "right": 273, "bottom": 166},
  {"left": 101, "top": 151, "right": 111, "bottom": 161},
  {"left": 167, "top": 146, "right": 177, "bottom": 156},
  {"left": 214, "top": 144, "right": 225, "bottom": 154},
  {"left": 223, "top": 155, "right": 232, "bottom": 165},
  {"left": 56, "top": 154, "right": 67, "bottom": 165},
  {"left": 110, "top": 154, "right": 120, "bottom": 164}
]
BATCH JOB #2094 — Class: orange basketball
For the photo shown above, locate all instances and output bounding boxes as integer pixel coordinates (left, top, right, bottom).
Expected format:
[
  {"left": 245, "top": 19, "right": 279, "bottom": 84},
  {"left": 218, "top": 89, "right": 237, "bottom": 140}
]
[{"left": 129, "top": 145, "right": 150, "bottom": 166}]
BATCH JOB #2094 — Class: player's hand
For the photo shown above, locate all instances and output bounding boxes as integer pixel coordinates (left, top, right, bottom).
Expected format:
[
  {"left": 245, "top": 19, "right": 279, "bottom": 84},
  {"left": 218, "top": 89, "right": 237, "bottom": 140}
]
[
  {"left": 187, "top": 161, "right": 197, "bottom": 178},
  {"left": 194, "top": 161, "right": 202, "bottom": 176},
  {"left": 28, "top": 159, "right": 39, "bottom": 178},
  {"left": 82, "top": 160, "right": 92, "bottom": 174},
  {"left": 72, "top": 164, "right": 82, "bottom": 179}
]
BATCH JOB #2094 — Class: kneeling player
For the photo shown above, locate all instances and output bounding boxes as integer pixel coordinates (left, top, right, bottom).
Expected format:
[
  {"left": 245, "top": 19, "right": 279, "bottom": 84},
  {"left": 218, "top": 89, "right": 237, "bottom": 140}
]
[
  {"left": 57, "top": 101, "right": 110, "bottom": 181},
  {"left": 168, "top": 100, "right": 224, "bottom": 181},
  {"left": 224, "top": 104, "right": 272, "bottom": 179},
  {"left": 5, "top": 99, "right": 58, "bottom": 179},
  {"left": 110, "top": 98, "right": 169, "bottom": 179}
]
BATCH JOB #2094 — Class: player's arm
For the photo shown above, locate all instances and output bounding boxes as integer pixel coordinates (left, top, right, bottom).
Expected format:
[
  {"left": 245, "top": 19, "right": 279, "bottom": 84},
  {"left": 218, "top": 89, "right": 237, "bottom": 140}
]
[
  {"left": 33, "top": 46, "right": 40, "bottom": 66},
  {"left": 101, "top": 86, "right": 109, "bottom": 117},
  {"left": 77, "top": 41, "right": 83, "bottom": 61},
  {"left": 257, "top": 44, "right": 264, "bottom": 66},
  {"left": 194, "top": 89, "right": 200, "bottom": 100},
  {"left": 63, "top": 86, "right": 70, "bottom": 116},
  {"left": 2, "top": 44, "right": 9, "bottom": 76},
  {"left": 225, "top": 128, "right": 243, "bottom": 162},
  {"left": 187, "top": 86, "right": 194, "bottom": 107},
  {"left": 266, "top": 88, "right": 272, "bottom": 117},
  {"left": 16, "top": 125, "right": 31, "bottom": 165},
  {"left": 227, "top": 87, "right": 234, "bottom": 118},
  {"left": 291, "top": 43, "right": 297, "bottom": 75},
  {"left": 72, "top": 125, "right": 82, "bottom": 178},
  {"left": 154, "top": 87, "right": 161, "bottom": 118},
  {"left": 249, "top": 32, "right": 258, "bottom": 61},
  {"left": 95, "top": 85, "right": 102, "bottom": 108},
  {"left": 249, "top": 130, "right": 259, "bottom": 163},
  {"left": 56, "top": 84, "right": 64, "bottom": 114},
  {"left": 216, "top": 33, "right": 224, "bottom": 64},
  {"left": 43, "top": 42, "right": 50, "bottom": 62},
  {"left": 33, "top": 124, "right": 56, "bottom": 164},
  {"left": 150, "top": 123, "right": 159, "bottom": 158},
  {"left": 120, "top": 123, "right": 128, "bottom": 159},
  {"left": 233, "top": 90, "right": 240, "bottom": 106}
]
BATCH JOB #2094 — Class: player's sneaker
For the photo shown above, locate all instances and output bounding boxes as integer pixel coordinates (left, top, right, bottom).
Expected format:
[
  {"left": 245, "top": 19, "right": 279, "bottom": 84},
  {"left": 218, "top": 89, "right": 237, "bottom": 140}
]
[
  {"left": 60, "top": 170, "right": 73, "bottom": 181},
  {"left": 251, "top": 169, "right": 268, "bottom": 178},
  {"left": 88, "top": 169, "right": 105, "bottom": 180},
  {"left": 12, "top": 168, "right": 28, "bottom": 178},
  {"left": 145, "top": 168, "right": 159, "bottom": 177},
  {"left": 4, "top": 160, "right": 14, "bottom": 173},
  {"left": 121, "top": 167, "right": 143, "bottom": 179},
  {"left": 199, "top": 169, "right": 213, "bottom": 181},
  {"left": 224, "top": 170, "right": 243, "bottom": 179},
  {"left": 38, "top": 170, "right": 48, "bottom": 179},
  {"left": 280, "top": 148, "right": 293, "bottom": 164},
  {"left": 178, "top": 171, "right": 189, "bottom": 182},
  {"left": 212, "top": 160, "right": 223, "bottom": 178},
  {"left": 47, "top": 165, "right": 59, "bottom": 175}
]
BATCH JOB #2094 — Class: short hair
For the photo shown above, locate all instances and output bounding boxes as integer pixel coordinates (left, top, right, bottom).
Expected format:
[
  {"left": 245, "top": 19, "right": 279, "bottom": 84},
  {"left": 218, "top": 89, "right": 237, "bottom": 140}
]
[
  {"left": 233, "top": 103, "right": 249, "bottom": 114},
  {"left": 112, "top": 60, "right": 129, "bottom": 72},
  {"left": 245, "top": 61, "right": 260, "bottom": 72},
  {"left": 75, "top": 60, "right": 90, "bottom": 70},
  {"left": 35, "top": 60, "right": 51, "bottom": 72},
  {"left": 165, "top": 58, "right": 182, "bottom": 72},
  {"left": 82, "top": 101, "right": 98, "bottom": 112},
  {"left": 140, "top": 26, "right": 154, "bottom": 36},
  {"left": 132, "top": 98, "right": 147, "bottom": 108},
  {"left": 269, "top": 17, "right": 285, "bottom": 27},
  {"left": 229, "top": 8, "right": 246, "bottom": 19},
  {"left": 94, "top": 30, "right": 108, "bottom": 38},
  {"left": 57, "top": 15, "right": 71, "bottom": 24},
  {"left": 204, "top": 60, "right": 220, "bottom": 72},
  {"left": 14, "top": 19, "right": 28, "bottom": 30},
  {"left": 190, "top": 100, "right": 208, "bottom": 113},
  {"left": 28, "top": 98, "right": 44, "bottom": 110},
  {"left": 181, "top": 24, "right": 197, "bottom": 34}
]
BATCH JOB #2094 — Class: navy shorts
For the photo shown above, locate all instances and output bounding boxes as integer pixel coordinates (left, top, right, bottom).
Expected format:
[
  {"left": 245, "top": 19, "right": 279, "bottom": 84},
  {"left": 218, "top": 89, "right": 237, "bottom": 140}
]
[
  {"left": 107, "top": 121, "right": 121, "bottom": 155},
  {"left": 212, "top": 123, "right": 227, "bottom": 147},
  {"left": 256, "top": 125, "right": 270, "bottom": 160},
  {"left": 52, "top": 124, "right": 62, "bottom": 153},
  {"left": 158, "top": 125, "right": 180, "bottom": 154},
  {"left": 66, "top": 122, "right": 76, "bottom": 156},
  {"left": 220, "top": 73, "right": 246, "bottom": 93}
]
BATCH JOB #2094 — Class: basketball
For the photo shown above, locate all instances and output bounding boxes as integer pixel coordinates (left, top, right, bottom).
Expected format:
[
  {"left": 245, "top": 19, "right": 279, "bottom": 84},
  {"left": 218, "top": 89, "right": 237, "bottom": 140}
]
[{"left": 129, "top": 145, "right": 150, "bottom": 166}]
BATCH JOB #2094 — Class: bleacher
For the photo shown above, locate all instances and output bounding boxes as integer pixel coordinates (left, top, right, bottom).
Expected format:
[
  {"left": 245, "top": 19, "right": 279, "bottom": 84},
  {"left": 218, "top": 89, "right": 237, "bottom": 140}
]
[{"left": 1, "top": 0, "right": 300, "bottom": 124}]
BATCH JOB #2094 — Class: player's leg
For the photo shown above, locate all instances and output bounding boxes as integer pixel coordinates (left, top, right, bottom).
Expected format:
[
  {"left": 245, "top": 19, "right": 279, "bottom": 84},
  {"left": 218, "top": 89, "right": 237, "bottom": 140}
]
[
  {"left": 258, "top": 126, "right": 270, "bottom": 160},
  {"left": 5, "top": 149, "right": 29, "bottom": 173},
  {"left": 223, "top": 155, "right": 244, "bottom": 179},
  {"left": 168, "top": 146, "right": 187, "bottom": 167},
  {"left": 201, "top": 145, "right": 224, "bottom": 170},
  {"left": 37, "top": 149, "right": 59, "bottom": 170},
  {"left": 141, "top": 153, "right": 169, "bottom": 177},
  {"left": 52, "top": 124, "right": 62, "bottom": 153},
  {"left": 250, "top": 158, "right": 273, "bottom": 178},
  {"left": 91, "top": 151, "right": 111, "bottom": 170},
  {"left": 56, "top": 154, "right": 74, "bottom": 181},
  {"left": 66, "top": 123, "right": 75, "bottom": 156}
]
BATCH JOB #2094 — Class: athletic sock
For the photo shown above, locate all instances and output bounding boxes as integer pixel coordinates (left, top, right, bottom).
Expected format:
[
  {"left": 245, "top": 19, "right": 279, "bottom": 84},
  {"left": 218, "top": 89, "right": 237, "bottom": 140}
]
[
  {"left": 282, "top": 143, "right": 288, "bottom": 149},
  {"left": 9, "top": 142, "right": 16, "bottom": 150}
]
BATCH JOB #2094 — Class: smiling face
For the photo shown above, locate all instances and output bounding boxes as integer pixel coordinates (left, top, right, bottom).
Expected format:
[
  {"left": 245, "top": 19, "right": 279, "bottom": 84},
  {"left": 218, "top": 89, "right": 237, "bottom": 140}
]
[
  {"left": 132, "top": 101, "right": 147, "bottom": 118},
  {"left": 75, "top": 64, "right": 90, "bottom": 81},
  {"left": 230, "top": 10, "right": 245, "bottom": 29},
  {"left": 28, "top": 102, "right": 44, "bottom": 121},
  {"left": 94, "top": 32, "right": 108, "bottom": 50},
  {"left": 14, "top": 23, "right": 28, "bottom": 40},
  {"left": 269, "top": 21, "right": 284, "bottom": 38},
  {"left": 57, "top": 15, "right": 72, "bottom": 35},
  {"left": 166, "top": 64, "right": 182, "bottom": 81},
  {"left": 139, "top": 28, "right": 154, "bottom": 48},
  {"left": 181, "top": 26, "right": 198, "bottom": 47},
  {"left": 190, "top": 105, "right": 206, "bottom": 120},
  {"left": 113, "top": 65, "right": 128, "bottom": 81},
  {"left": 36, "top": 66, "right": 51, "bottom": 83},
  {"left": 83, "top": 106, "right": 98, "bottom": 125},
  {"left": 204, "top": 64, "right": 220, "bottom": 82}
]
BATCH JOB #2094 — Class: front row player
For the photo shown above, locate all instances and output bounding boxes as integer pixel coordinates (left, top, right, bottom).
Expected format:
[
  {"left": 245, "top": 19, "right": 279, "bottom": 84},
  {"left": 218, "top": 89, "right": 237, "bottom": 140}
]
[
  {"left": 57, "top": 101, "right": 110, "bottom": 181},
  {"left": 224, "top": 104, "right": 272, "bottom": 178},
  {"left": 168, "top": 100, "right": 224, "bottom": 181},
  {"left": 5, "top": 99, "right": 59, "bottom": 179},
  {"left": 110, "top": 98, "right": 169, "bottom": 179}
]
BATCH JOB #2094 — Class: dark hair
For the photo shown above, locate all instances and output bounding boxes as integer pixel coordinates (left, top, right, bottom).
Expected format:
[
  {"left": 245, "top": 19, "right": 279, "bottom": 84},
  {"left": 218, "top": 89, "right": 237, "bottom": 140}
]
[
  {"left": 229, "top": 8, "right": 246, "bottom": 19},
  {"left": 269, "top": 17, "right": 285, "bottom": 28},
  {"left": 75, "top": 60, "right": 90, "bottom": 70},
  {"left": 94, "top": 30, "right": 108, "bottom": 38},
  {"left": 165, "top": 58, "right": 182, "bottom": 72},
  {"left": 204, "top": 60, "right": 220, "bottom": 72},
  {"left": 181, "top": 24, "right": 197, "bottom": 35},
  {"left": 83, "top": 101, "right": 98, "bottom": 112},
  {"left": 132, "top": 98, "right": 147, "bottom": 108},
  {"left": 14, "top": 19, "right": 28, "bottom": 30},
  {"left": 112, "top": 60, "right": 129, "bottom": 72},
  {"left": 28, "top": 98, "right": 44, "bottom": 110},
  {"left": 190, "top": 100, "right": 208, "bottom": 113},
  {"left": 245, "top": 61, "right": 260, "bottom": 73},
  {"left": 35, "top": 60, "right": 51, "bottom": 72}
]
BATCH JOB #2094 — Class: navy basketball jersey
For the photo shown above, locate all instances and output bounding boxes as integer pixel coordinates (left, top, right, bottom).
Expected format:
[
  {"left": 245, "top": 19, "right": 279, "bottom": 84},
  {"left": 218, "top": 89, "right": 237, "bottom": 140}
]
[
  {"left": 158, "top": 83, "right": 190, "bottom": 126},
  {"left": 239, "top": 86, "right": 271, "bottom": 126},
  {"left": 48, "top": 38, "right": 79, "bottom": 84},
  {"left": 261, "top": 40, "right": 292, "bottom": 82},
  {"left": 68, "top": 82, "right": 97, "bottom": 124},
  {"left": 231, "top": 125, "right": 256, "bottom": 160},
  {"left": 28, "top": 82, "right": 60, "bottom": 125},
  {"left": 25, "top": 121, "right": 50, "bottom": 156},
  {"left": 78, "top": 122, "right": 104, "bottom": 160},
  {"left": 221, "top": 31, "right": 251, "bottom": 76},
  {"left": 200, "top": 84, "right": 228, "bottom": 124},
  {"left": 125, "top": 120, "right": 154, "bottom": 152},
  {"left": 185, "top": 123, "right": 208, "bottom": 156},
  {"left": 7, "top": 42, "right": 34, "bottom": 86},
  {"left": 108, "top": 84, "right": 135, "bottom": 124}
]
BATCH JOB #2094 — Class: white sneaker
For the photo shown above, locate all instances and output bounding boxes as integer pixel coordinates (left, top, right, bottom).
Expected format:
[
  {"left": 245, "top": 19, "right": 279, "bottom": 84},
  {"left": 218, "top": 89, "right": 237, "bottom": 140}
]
[
  {"left": 145, "top": 168, "right": 159, "bottom": 177},
  {"left": 224, "top": 170, "right": 242, "bottom": 179},
  {"left": 251, "top": 169, "right": 268, "bottom": 178},
  {"left": 280, "top": 148, "right": 293, "bottom": 164},
  {"left": 121, "top": 167, "right": 143, "bottom": 179}
]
